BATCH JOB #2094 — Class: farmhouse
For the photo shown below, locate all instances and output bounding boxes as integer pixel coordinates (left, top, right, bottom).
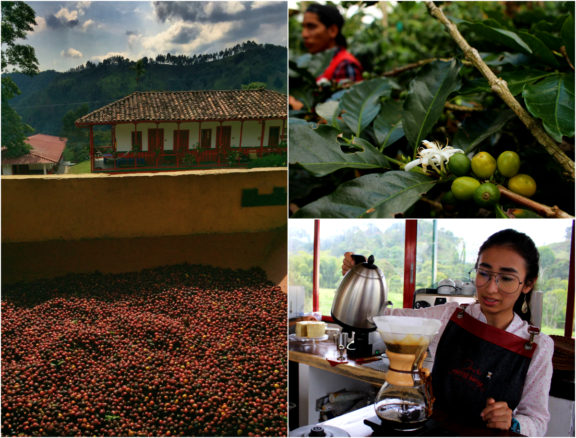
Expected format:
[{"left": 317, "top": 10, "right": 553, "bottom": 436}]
[
  {"left": 75, "top": 89, "right": 287, "bottom": 172},
  {"left": 1, "top": 134, "right": 66, "bottom": 175}
]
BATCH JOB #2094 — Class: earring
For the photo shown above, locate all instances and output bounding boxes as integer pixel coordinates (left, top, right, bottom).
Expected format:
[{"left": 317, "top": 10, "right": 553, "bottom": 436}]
[{"left": 521, "top": 294, "right": 529, "bottom": 314}]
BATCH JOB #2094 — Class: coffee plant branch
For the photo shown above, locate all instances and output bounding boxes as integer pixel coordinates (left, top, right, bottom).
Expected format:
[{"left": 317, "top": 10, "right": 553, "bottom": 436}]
[
  {"left": 561, "top": 46, "right": 575, "bottom": 71},
  {"left": 497, "top": 185, "right": 573, "bottom": 218},
  {"left": 382, "top": 58, "right": 474, "bottom": 77},
  {"left": 426, "top": 1, "right": 575, "bottom": 180}
]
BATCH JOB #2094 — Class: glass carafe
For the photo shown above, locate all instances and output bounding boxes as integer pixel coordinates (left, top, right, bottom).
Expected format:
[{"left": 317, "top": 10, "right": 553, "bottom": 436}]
[{"left": 372, "top": 316, "right": 441, "bottom": 432}]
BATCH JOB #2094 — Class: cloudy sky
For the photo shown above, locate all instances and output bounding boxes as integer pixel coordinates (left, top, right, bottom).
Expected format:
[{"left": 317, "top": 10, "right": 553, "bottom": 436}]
[{"left": 24, "top": 1, "right": 287, "bottom": 72}]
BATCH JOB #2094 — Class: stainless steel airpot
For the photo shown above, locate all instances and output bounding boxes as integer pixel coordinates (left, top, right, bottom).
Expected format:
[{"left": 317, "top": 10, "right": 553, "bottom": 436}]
[{"left": 331, "top": 255, "right": 389, "bottom": 357}]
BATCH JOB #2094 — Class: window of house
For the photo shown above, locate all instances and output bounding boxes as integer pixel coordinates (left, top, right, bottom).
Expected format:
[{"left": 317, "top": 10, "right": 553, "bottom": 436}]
[
  {"left": 416, "top": 219, "right": 574, "bottom": 336},
  {"left": 131, "top": 131, "right": 142, "bottom": 151},
  {"left": 201, "top": 129, "right": 212, "bottom": 148},
  {"left": 268, "top": 126, "right": 280, "bottom": 147}
]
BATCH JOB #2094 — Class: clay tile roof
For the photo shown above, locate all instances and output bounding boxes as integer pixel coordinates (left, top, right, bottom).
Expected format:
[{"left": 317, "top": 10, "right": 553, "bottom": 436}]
[
  {"left": 75, "top": 89, "right": 287, "bottom": 126},
  {"left": 2, "top": 134, "right": 66, "bottom": 165}
]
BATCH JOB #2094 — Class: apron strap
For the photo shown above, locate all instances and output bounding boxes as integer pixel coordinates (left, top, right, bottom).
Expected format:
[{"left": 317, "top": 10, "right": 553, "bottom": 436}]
[{"left": 451, "top": 306, "right": 538, "bottom": 358}]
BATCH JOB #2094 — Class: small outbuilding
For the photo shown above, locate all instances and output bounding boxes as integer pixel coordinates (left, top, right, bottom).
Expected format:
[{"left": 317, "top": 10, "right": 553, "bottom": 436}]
[
  {"left": 1, "top": 134, "right": 67, "bottom": 175},
  {"left": 75, "top": 89, "right": 287, "bottom": 172}
]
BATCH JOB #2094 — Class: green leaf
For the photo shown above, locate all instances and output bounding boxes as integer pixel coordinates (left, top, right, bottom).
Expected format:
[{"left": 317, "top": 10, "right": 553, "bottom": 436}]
[
  {"left": 372, "top": 101, "right": 404, "bottom": 151},
  {"left": 402, "top": 59, "right": 461, "bottom": 151},
  {"left": 500, "top": 70, "right": 555, "bottom": 96},
  {"left": 315, "top": 101, "right": 340, "bottom": 126},
  {"left": 294, "top": 52, "right": 332, "bottom": 77},
  {"left": 340, "top": 78, "right": 393, "bottom": 137},
  {"left": 523, "top": 73, "right": 575, "bottom": 142},
  {"left": 517, "top": 31, "right": 559, "bottom": 67},
  {"left": 293, "top": 171, "right": 436, "bottom": 218},
  {"left": 453, "top": 110, "right": 516, "bottom": 153},
  {"left": 482, "top": 52, "right": 530, "bottom": 67},
  {"left": 461, "top": 20, "right": 533, "bottom": 54},
  {"left": 289, "top": 123, "right": 390, "bottom": 177}
]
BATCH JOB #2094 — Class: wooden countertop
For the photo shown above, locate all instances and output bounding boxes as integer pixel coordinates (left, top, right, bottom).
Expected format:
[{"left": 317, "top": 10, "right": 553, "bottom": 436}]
[{"left": 288, "top": 338, "right": 387, "bottom": 386}]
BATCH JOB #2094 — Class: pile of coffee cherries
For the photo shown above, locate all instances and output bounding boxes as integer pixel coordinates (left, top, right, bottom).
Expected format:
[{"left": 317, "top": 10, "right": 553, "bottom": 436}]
[{"left": 2, "top": 265, "right": 287, "bottom": 437}]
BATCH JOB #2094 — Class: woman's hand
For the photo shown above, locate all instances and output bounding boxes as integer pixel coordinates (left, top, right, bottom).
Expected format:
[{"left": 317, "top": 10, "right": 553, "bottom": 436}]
[
  {"left": 480, "top": 398, "right": 512, "bottom": 430},
  {"left": 342, "top": 252, "right": 355, "bottom": 276}
]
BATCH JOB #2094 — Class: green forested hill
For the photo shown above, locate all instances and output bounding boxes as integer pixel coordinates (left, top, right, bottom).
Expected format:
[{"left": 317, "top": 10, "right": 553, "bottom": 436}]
[{"left": 7, "top": 42, "right": 287, "bottom": 136}]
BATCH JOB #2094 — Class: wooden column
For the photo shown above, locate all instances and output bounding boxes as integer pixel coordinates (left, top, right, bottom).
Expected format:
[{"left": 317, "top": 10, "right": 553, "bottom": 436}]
[
  {"left": 197, "top": 121, "right": 202, "bottom": 168},
  {"left": 259, "top": 119, "right": 266, "bottom": 157},
  {"left": 176, "top": 121, "right": 181, "bottom": 169},
  {"left": 89, "top": 125, "right": 94, "bottom": 173},
  {"left": 239, "top": 120, "right": 244, "bottom": 148},
  {"left": 217, "top": 121, "right": 223, "bottom": 166}
]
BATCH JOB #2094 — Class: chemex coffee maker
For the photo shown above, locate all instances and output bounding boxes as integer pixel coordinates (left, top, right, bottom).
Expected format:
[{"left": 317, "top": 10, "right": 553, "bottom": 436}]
[
  {"left": 370, "top": 315, "right": 442, "bottom": 432},
  {"left": 331, "top": 255, "right": 389, "bottom": 358}
]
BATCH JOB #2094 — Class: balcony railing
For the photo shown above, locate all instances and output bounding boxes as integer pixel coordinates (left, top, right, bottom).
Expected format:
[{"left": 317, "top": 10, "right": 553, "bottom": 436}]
[{"left": 92, "top": 146, "right": 286, "bottom": 172}]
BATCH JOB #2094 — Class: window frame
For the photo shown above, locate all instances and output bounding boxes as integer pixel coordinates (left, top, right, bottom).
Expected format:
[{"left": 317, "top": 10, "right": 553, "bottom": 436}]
[{"left": 309, "top": 219, "right": 575, "bottom": 337}]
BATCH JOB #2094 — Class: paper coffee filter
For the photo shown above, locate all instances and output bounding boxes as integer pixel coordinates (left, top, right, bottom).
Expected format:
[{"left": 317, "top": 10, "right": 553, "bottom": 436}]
[{"left": 373, "top": 315, "right": 441, "bottom": 344}]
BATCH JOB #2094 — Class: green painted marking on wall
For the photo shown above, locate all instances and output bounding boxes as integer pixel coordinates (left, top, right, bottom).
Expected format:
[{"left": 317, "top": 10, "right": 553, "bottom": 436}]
[{"left": 241, "top": 187, "right": 286, "bottom": 207}]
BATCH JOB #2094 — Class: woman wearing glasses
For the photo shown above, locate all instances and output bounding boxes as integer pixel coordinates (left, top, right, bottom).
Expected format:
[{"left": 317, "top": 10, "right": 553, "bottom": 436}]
[{"left": 342, "top": 229, "right": 553, "bottom": 437}]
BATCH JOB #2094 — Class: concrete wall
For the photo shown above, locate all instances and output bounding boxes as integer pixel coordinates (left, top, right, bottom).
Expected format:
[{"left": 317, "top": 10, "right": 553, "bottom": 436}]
[{"left": 2, "top": 168, "right": 287, "bottom": 288}]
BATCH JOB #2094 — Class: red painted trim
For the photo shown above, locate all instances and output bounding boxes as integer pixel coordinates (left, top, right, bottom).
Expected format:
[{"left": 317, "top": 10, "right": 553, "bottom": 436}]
[
  {"left": 312, "top": 219, "right": 320, "bottom": 313},
  {"left": 75, "top": 116, "right": 286, "bottom": 128},
  {"left": 259, "top": 120, "right": 265, "bottom": 156},
  {"left": 89, "top": 126, "right": 94, "bottom": 173},
  {"left": 450, "top": 309, "right": 537, "bottom": 358},
  {"left": 198, "top": 121, "right": 202, "bottom": 150},
  {"left": 403, "top": 220, "right": 417, "bottom": 308},
  {"left": 565, "top": 221, "right": 575, "bottom": 337}
]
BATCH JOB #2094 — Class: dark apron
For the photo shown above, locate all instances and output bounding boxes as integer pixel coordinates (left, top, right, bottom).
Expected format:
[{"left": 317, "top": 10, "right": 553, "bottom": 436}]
[{"left": 431, "top": 305, "right": 538, "bottom": 425}]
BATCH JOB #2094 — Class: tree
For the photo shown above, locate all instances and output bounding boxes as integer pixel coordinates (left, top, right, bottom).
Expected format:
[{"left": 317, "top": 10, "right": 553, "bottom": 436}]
[
  {"left": 1, "top": 1, "right": 39, "bottom": 157},
  {"left": 241, "top": 82, "right": 267, "bottom": 90},
  {"left": 1, "top": 79, "right": 33, "bottom": 157},
  {"left": 130, "top": 59, "right": 146, "bottom": 89},
  {"left": 60, "top": 104, "right": 90, "bottom": 163}
]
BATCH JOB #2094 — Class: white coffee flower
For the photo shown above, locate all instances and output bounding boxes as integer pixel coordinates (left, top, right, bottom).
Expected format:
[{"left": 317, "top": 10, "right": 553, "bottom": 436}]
[{"left": 405, "top": 140, "right": 464, "bottom": 174}]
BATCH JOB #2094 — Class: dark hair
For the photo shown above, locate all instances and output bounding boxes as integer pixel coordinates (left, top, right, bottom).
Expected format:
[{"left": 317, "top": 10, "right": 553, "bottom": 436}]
[
  {"left": 476, "top": 229, "right": 540, "bottom": 323},
  {"left": 306, "top": 3, "right": 347, "bottom": 47}
]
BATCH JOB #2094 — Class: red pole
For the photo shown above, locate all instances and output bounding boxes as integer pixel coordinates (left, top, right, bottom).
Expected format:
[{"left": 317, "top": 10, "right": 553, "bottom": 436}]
[
  {"left": 89, "top": 125, "right": 94, "bottom": 173},
  {"left": 312, "top": 219, "right": 320, "bottom": 313},
  {"left": 239, "top": 120, "right": 244, "bottom": 148},
  {"left": 198, "top": 122, "right": 202, "bottom": 168},
  {"left": 403, "top": 220, "right": 418, "bottom": 309},
  {"left": 259, "top": 119, "right": 265, "bottom": 157},
  {"left": 565, "top": 221, "right": 575, "bottom": 338}
]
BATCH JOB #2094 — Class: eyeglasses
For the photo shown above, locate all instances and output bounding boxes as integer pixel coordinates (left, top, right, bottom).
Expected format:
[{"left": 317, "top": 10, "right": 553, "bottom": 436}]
[{"left": 469, "top": 268, "right": 523, "bottom": 294}]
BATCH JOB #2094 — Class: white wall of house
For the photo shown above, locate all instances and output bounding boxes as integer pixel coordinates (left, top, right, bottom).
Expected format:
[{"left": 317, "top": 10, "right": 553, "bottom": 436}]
[
  {"left": 1, "top": 163, "right": 56, "bottom": 175},
  {"left": 114, "top": 119, "right": 285, "bottom": 152}
]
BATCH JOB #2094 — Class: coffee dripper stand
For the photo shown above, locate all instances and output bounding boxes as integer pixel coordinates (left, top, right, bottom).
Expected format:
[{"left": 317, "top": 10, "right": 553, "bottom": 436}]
[
  {"left": 334, "top": 332, "right": 354, "bottom": 362},
  {"left": 366, "top": 316, "right": 442, "bottom": 434}
]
